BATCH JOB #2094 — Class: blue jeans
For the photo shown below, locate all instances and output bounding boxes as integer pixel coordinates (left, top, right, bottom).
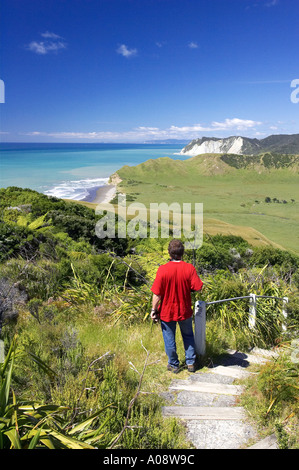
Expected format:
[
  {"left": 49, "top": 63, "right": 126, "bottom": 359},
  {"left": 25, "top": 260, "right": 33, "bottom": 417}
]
[{"left": 160, "top": 317, "right": 196, "bottom": 367}]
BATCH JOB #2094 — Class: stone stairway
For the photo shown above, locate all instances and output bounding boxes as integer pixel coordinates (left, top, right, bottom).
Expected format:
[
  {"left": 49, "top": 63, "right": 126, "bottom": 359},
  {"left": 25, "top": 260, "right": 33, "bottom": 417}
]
[{"left": 162, "top": 348, "right": 279, "bottom": 449}]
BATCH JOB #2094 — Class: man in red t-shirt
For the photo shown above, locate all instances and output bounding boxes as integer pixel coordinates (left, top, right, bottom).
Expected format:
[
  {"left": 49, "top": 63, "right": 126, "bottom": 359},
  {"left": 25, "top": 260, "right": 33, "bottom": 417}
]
[{"left": 151, "top": 239, "right": 203, "bottom": 373}]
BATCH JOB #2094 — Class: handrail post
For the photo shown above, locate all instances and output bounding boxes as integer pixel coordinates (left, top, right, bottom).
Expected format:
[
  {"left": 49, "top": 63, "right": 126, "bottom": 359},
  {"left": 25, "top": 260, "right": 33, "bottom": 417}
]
[
  {"left": 194, "top": 300, "right": 206, "bottom": 356},
  {"left": 0, "top": 314, "right": 4, "bottom": 363},
  {"left": 282, "top": 297, "right": 288, "bottom": 331},
  {"left": 249, "top": 293, "right": 256, "bottom": 330}
]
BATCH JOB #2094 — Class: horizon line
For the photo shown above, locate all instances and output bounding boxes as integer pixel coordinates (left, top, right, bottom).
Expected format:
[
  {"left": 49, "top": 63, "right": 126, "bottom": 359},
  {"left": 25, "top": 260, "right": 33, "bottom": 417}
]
[{"left": 1, "top": 131, "right": 299, "bottom": 145}]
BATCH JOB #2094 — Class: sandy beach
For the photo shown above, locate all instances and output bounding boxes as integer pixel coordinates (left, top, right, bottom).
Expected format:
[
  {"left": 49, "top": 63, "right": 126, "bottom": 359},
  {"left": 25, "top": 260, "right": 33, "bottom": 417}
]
[{"left": 83, "top": 184, "right": 116, "bottom": 204}]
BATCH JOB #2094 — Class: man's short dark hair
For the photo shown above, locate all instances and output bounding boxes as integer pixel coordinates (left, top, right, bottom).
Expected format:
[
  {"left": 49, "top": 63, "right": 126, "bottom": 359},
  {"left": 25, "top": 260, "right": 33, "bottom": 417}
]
[{"left": 168, "top": 239, "right": 184, "bottom": 260}]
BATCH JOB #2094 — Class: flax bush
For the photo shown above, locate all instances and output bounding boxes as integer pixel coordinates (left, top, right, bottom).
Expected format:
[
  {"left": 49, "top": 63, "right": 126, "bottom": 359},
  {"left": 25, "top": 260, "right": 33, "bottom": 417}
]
[{"left": 0, "top": 337, "right": 114, "bottom": 449}]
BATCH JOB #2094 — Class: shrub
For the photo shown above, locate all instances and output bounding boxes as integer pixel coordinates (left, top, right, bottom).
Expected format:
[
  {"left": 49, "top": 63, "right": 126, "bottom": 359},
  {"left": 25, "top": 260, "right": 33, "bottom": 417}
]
[
  {"left": 0, "top": 222, "right": 39, "bottom": 262},
  {"left": 0, "top": 258, "right": 66, "bottom": 301},
  {"left": 249, "top": 246, "right": 298, "bottom": 274},
  {"left": 195, "top": 244, "right": 233, "bottom": 272}
]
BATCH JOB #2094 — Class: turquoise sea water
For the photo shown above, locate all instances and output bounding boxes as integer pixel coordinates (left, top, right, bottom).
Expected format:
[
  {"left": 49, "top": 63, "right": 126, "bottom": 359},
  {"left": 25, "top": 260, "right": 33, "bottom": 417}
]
[{"left": 0, "top": 143, "right": 187, "bottom": 201}]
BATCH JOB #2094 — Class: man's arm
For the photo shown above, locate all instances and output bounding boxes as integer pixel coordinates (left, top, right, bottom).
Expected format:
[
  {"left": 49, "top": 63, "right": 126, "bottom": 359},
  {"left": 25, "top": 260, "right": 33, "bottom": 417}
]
[{"left": 190, "top": 266, "right": 203, "bottom": 292}]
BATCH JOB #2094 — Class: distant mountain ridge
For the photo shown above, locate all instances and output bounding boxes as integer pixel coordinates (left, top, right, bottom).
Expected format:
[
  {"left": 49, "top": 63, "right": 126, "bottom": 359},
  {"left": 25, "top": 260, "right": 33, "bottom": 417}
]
[{"left": 180, "top": 134, "right": 299, "bottom": 156}]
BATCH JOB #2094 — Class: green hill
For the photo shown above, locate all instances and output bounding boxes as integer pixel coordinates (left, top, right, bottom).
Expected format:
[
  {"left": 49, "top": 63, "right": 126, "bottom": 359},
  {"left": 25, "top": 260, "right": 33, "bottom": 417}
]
[
  {"left": 116, "top": 152, "right": 299, "bottom": 179},
  {"left": 111, "top": 153, "right": 299, "bottom": 253}
]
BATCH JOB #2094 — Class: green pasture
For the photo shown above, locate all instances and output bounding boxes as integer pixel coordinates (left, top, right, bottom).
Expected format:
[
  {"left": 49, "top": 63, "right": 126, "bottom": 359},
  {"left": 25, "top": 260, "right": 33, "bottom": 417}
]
[{"left": 113, "top": 154, "right": 299, "bottom": 253}]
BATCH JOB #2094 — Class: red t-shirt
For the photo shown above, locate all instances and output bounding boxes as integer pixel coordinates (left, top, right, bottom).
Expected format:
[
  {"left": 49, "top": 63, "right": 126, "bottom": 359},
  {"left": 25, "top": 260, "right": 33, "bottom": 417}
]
[{"left": 151, "top": 260, "right": 203, "bottom": 322}]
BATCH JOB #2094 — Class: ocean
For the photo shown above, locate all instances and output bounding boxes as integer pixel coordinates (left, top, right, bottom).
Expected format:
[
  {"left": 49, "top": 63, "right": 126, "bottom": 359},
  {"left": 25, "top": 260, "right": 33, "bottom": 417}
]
[{"left": 0, "top": 142, "right": 187, "bottom": 202}]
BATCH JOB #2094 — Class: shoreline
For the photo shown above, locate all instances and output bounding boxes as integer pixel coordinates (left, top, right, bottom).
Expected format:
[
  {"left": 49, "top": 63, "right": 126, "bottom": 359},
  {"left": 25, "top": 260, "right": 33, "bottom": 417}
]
[{"left": 82, "top": 184, "right": 116, "bottom": 204}]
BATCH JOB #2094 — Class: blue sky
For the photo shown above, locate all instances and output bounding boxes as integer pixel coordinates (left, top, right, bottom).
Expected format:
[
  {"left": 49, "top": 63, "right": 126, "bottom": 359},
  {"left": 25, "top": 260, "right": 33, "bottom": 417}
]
[{"left": 0, "top": 0, "right": 298, "bottom": 142}]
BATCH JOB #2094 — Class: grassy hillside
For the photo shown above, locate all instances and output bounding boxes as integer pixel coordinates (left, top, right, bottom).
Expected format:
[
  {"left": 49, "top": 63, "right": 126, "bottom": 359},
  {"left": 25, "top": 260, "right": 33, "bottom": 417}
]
[
  {"left": 111, "top": 153, "right": 299, "bottom": 253},
  {"left": 0, "top": 187, "right": 298, "bottom": 449}
]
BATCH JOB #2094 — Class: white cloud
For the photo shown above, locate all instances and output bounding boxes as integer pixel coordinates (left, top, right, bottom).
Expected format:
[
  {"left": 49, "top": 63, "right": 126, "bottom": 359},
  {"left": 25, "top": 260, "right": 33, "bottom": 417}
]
[
  {"left": 211, "top": 118, "right": 262, "bottom": 130},
  {"left": 188, "top": 42, "right": 199, "bottom": 49},
  {"left": 25, "top": 131, "right": 44, "bottom": 135},
  {"left": 238, "top": 79, "right": 290, "bottom": 85},
  {"left": 116, "top": 44, "right": 137, "bottom": 58},
  {"left": 27, "top": 42, "right": 47, "bottom": 54},
  {"left": 137, "top": 127, "right": 160, "bottom": 132},
  {"left": 27, "top": 41, "right": 66, "bottom": 54},
  {"left": 246, "top": 0, "right": 279, "bottom": 10},
  {"left": 26, "top": 32, "right": 66, "bottom": 55},
  {"left": 23, "top": 118, "right": 264, "bottom": 142},
  {"left": 40, "top": 31, "right": 62, "bottom": 39}
]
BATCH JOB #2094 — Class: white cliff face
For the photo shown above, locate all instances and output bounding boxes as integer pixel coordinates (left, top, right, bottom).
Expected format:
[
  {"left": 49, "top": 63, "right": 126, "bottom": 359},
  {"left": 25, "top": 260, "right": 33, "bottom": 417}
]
[
  {"left": 180, "top": 134, "right": 299, "bottom": 157},
  {"left": 227, "top": 137, "right": 243, "bottom": 154},
  {"left": 180, "top": 136, "right": 244, "bottom": 156}
]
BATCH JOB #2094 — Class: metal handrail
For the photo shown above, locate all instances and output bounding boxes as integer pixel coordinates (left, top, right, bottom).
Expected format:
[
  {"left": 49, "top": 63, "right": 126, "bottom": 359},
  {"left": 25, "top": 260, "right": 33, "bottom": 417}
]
[
  {"left": 206, "top": 294, "right": 285, "bottom": 306},
  {"left": 254, "top": 295, "right": 285, "bottom": 300},
  {"left": 194, "top": 294, "right": 289, "bottom": 357},
  {"left": 207, "top": 296, "right": 251, "bottom": 305}
]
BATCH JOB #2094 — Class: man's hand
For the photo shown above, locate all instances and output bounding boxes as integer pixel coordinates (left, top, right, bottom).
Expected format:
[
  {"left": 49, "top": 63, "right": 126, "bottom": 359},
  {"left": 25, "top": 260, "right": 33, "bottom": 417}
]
[
  {"left": 151, "top": 308, "right": 159, "bottom": 323},
  {"left": 151, "top": 293, "right": 161, "bottom": 323}
]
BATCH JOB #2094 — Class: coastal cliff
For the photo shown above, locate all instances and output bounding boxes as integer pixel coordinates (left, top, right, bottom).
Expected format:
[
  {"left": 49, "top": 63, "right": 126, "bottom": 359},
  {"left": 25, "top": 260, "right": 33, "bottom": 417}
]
[
  {"left": 180, "top": 133, "right": 299, "bottom": 156},
  {"left": 109, "top": 172, "right": 123, "bottom": 186}
]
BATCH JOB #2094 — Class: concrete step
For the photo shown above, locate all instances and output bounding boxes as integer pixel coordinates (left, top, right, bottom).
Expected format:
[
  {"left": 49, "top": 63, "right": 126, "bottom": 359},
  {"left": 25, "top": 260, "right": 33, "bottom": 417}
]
[
  {"left": 209, "top": 365, "right": 253, "bottom": 379},
  {"left": 174, "top": 390, "right": 236, "bottom": 407},
  {"left": 169, "top": 380, "right": 243, "bottom": 395},
  {"left": 226, "top": 349, "right": 269, "bottom": 364},
  {"left": 248, "top": 433, "right": 278, "bottom": 449},
  {"left": 190, "top": 371, "right": 235, "bottom": 384},
  {"left": 162, "top": 406, "right": 246, "bottom": 420},
  {"left": 250, "top": 347, "right": 279, "bottom": 359}
]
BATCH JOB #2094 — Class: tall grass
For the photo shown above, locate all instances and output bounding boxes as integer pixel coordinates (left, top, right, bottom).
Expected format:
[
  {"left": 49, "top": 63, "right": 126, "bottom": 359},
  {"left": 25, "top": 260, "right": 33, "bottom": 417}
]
[
  {"left": 240, "top": 348, "right": 299, "bottom": 448},
  {"left": 2, "top": 304, "right": 190, "bottom": 449}
]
